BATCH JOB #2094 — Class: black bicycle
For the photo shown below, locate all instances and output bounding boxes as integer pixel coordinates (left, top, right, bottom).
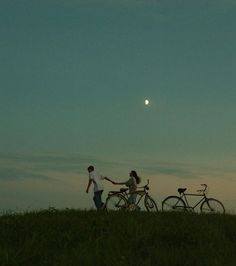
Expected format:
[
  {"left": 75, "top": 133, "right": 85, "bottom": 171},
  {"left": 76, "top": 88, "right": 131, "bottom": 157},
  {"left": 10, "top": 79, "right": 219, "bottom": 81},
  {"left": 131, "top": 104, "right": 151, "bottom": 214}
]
[
  {"left": 105, "top": 180, "right": 158, "bottom": 212},
  {"left": 162, "top": 184, "right": 225, "bottom": 214}
]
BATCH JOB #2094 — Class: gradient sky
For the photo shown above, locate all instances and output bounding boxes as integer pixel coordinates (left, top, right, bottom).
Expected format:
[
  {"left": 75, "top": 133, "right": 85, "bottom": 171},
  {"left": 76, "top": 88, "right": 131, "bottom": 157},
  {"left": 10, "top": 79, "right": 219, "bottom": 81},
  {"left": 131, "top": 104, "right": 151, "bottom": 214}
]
[{"left": 1, "top": 0, "right": 236, "bottom": 212}]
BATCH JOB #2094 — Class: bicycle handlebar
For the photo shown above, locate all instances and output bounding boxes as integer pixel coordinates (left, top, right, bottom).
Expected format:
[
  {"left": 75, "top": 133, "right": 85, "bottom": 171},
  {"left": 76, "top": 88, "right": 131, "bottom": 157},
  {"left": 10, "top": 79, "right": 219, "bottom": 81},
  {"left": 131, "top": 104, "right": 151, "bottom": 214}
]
[
  {"left": 137, "top": 179, "right": 149, "bottom": 190},
  {"left": 197, "top": 184, "right": 208, "bottom": 193}
]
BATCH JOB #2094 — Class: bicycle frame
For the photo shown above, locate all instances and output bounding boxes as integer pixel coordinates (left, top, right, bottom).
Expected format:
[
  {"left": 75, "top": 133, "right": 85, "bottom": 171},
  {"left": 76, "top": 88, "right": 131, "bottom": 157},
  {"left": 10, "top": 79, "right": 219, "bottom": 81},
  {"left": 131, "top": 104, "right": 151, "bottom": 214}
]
[
  {"left": 119, "top": 189, "right": 148, "bottom": 206},
  {"left": 108, "top": 179, "right": 150, "bottom": 207},
  {"left": 106, "top": 179, "right": 158, "bottom": 212},
  {"left": 162, "top": 184, "right": 225, "bottom": 214},
  {"left": 179, "top": 191, "right": 207, "bottom": 210}
]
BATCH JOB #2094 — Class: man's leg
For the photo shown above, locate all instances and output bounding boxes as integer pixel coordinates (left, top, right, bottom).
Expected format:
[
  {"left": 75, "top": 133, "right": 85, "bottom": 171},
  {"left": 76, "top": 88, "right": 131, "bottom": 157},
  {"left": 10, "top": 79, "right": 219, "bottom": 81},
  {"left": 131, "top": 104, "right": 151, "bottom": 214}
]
[
  {"left": 99, "top": 190, "right": 105, "bottom": 209},
  {"left": 93, "top": 190, "right": 104, "bottom": 209},
  {"left": 93, "top": 191, "right": 100, "bottom": 209}
]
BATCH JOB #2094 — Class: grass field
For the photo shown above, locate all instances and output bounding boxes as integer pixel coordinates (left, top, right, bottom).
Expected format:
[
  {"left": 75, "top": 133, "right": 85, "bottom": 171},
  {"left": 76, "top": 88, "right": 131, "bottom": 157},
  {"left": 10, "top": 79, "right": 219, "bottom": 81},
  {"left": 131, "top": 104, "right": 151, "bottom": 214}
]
[{"left": 0, "top": 209, "right": 236, "bottom": 266}]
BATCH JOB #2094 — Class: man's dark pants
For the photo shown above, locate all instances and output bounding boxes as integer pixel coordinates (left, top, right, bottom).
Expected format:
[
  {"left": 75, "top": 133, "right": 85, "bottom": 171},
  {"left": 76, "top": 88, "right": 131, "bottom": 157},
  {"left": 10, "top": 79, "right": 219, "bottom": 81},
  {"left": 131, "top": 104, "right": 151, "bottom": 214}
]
[{"left": 93, "top": 190, "right": 104, "bottom": 209}]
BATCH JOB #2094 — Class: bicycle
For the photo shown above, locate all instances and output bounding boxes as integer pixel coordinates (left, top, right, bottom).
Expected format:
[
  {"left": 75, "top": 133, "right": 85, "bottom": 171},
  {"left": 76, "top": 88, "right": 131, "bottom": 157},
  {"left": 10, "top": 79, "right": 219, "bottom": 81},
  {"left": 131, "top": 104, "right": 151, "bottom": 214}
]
[
  {"left": 105, "top": 180, "right": 158, "bottom": 212},
  {"left": 162, "top": 184, "right": 225, "bottom": 214}
]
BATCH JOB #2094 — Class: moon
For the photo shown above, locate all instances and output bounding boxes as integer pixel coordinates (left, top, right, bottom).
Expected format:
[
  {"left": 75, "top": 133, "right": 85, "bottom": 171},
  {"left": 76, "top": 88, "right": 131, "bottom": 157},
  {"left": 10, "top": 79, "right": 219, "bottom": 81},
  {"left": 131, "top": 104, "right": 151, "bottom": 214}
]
[{"left": 145, "top": 99, "right": 149, "bottom": 106}]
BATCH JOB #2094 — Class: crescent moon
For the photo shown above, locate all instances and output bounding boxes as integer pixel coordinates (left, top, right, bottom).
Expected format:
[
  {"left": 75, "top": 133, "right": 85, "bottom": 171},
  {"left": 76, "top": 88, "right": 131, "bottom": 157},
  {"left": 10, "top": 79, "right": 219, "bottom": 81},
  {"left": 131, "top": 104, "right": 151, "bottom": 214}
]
[{"left": 145, "top": 99, "right": 149, "bottom": 105}]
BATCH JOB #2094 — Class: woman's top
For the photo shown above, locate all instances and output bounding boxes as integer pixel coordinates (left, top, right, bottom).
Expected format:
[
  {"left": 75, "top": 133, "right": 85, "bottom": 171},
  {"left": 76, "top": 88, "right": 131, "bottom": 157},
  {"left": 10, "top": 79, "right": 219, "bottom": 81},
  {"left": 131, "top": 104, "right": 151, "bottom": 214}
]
[{"left": 125, "top": 176, "right": 137, "bottom": 194}]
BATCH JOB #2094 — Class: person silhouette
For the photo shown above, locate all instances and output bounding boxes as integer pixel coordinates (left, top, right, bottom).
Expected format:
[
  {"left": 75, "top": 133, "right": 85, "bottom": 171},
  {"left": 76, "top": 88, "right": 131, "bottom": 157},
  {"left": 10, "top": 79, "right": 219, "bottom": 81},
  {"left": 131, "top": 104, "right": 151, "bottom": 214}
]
[
  {"left": 86, "top": 165, "right": 113, "bottom": 210},
  {"left": 112, "top": 170, "right": 141, "bottom": 208}
]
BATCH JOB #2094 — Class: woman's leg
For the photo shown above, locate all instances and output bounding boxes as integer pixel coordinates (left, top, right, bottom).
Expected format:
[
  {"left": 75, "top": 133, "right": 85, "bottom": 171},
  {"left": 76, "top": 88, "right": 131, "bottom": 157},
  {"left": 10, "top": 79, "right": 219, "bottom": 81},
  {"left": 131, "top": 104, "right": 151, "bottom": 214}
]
[{"left": 128, "top": 193, "right": 137, "bottom": 205}]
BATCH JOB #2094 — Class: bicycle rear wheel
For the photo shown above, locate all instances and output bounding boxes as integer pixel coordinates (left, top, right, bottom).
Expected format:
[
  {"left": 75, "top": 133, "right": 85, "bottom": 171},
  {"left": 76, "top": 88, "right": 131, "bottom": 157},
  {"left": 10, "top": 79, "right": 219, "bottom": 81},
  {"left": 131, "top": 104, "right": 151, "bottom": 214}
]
[
  {"left": 200, "top": 198, "right": 225, "bottom": 214},
  {"left": 144, "top": 195, "right": 158, "bottom": 212},
  {"left": 105, "top": 194, "right": 128, "bottom": 211},
  {"left": 162, "top": 196, "right": 186, "bottom": 212}
]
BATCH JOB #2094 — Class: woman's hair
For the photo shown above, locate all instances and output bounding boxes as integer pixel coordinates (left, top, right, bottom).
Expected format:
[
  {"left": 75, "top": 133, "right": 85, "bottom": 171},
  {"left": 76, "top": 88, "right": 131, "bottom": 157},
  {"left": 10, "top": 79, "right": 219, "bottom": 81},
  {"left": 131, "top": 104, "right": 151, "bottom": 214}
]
[{"left": 131, "top": 170, "right": 141, "bottom": 184}]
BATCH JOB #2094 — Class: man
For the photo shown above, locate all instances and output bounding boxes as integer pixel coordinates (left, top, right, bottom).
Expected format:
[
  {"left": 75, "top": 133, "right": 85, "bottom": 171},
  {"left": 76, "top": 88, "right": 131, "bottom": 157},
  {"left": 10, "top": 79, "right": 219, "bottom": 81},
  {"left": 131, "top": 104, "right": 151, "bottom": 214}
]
[{"left": 86, "top": 165, "right": 113, "bottom": 210}]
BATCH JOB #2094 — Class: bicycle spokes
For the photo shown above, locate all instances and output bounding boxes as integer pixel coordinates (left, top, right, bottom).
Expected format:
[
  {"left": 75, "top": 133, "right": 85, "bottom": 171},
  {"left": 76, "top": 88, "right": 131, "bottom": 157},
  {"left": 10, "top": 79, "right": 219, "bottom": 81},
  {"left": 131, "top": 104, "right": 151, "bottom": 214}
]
[
  {"left": 201, "top": 198, "right": 225, "bottom": 214},
  {"left": 162, "top": 196, "right": 186, "bottom": 212},
  {"left": 146, "top": 198, "right": 154, "bottom": 208}
]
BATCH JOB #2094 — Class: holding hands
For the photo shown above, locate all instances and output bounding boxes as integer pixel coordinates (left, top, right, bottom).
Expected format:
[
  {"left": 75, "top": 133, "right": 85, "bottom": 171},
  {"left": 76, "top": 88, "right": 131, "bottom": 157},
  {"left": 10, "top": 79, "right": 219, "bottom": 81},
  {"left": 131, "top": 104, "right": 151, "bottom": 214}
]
[{"left": 104, "top": 177, "right": 118, "bottom": 185}]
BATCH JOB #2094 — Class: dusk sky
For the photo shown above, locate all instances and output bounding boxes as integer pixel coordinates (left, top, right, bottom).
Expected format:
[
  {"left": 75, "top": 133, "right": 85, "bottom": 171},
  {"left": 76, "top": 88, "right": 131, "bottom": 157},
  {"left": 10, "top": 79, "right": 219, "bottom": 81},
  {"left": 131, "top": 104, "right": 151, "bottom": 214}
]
[{"left": 1, "top": 0, "right": 236, "bottom": 212}]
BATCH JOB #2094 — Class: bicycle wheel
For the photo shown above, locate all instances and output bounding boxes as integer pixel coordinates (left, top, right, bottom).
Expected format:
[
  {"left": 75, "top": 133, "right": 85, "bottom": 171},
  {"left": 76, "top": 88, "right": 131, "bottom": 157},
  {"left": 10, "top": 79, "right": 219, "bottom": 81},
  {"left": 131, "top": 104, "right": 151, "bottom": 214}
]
[
  {"left": 144, "top": 195, "right": 158, "bottom": 212},
  {"left": 200, "top": 198, "right": 225, "bottom": 214},
  {"left": 162, "top": 196, "right": 186, "bottom": 212},
  {"left": 105, "top": 194, "right": 128, "bottom": 211}
]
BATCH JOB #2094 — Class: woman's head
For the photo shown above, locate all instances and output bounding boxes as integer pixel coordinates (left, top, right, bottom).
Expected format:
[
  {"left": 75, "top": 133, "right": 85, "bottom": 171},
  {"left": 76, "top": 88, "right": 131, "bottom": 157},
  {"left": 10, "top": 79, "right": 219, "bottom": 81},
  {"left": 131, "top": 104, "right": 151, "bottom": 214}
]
[{"left": 129, "top": 170, "right": 141, "bottom": 184}]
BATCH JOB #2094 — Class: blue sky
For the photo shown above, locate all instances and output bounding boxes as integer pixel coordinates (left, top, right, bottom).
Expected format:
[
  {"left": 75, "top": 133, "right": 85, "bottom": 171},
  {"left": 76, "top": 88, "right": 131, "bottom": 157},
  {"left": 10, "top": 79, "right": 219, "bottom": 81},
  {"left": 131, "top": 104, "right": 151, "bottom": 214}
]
[{"left": 0, "top": 0, "right": 236, "bottom": 211}]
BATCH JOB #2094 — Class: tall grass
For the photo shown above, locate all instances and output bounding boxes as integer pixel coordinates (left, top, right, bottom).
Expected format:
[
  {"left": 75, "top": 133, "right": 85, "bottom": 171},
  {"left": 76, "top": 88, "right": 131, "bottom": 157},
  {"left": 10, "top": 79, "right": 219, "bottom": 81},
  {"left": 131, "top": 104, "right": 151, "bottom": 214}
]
[{"left": 0, "top": 209, "right": 236, "bottom": 266}]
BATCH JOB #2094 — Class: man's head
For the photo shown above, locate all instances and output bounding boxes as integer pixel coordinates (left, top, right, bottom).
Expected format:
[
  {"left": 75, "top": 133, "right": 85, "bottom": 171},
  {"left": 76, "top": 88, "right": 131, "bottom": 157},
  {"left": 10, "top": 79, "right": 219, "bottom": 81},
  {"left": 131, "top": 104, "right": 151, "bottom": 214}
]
[{"left": 87, "top": 165, "right": 94, "bottom": 173}]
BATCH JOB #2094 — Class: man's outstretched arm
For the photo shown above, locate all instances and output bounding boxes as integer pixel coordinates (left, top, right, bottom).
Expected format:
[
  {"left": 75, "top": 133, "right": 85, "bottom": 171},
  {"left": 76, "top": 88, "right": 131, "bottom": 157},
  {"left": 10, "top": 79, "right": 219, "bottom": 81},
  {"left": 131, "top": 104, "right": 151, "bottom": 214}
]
[{"left": 104, "top": 177, "right": 114, "bottom": 183}]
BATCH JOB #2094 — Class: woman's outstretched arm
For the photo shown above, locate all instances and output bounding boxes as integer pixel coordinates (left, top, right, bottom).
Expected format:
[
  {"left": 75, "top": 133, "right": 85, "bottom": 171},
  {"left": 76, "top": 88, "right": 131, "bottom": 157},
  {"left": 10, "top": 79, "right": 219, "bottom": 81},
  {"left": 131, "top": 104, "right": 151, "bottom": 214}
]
[{"left": 112, "top": 181, "right": 126, "bottom": 185}]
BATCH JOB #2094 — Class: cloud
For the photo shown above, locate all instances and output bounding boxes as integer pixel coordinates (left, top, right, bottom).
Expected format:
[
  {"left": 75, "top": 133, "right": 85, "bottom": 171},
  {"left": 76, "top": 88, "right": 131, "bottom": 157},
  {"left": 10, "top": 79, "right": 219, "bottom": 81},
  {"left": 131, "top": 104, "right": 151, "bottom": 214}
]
[
  {"left": 141, "top": 164, "right": 197, "bottom": 178},
  {"left": 0, "top": 152, "right": 89, "bottom": 173},
  {"left": 129, "top": 158, "right": 236, "bottom": 181},
  {"left": 0, "top": 168, "right": 53, "bottom": 181},
  {"left": 1, "top": 152, "right": 235, "bottom": 183},
  {"left": 1, "top": 152, "right": 236, "bottom": 211},
  {"left": 0, "top": 152, "right": 126, "bottom": 182}
]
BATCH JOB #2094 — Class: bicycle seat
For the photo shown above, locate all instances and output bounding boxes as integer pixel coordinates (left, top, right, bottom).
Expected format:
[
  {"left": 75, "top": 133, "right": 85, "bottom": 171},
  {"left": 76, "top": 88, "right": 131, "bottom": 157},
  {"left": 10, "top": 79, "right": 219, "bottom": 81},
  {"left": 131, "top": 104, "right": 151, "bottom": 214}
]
[
  {"left": 178, "top": 188, "right": 187, "bottom": 194},
  {"left": 108, "top": 191, "right": 121, "bottom": 194}
]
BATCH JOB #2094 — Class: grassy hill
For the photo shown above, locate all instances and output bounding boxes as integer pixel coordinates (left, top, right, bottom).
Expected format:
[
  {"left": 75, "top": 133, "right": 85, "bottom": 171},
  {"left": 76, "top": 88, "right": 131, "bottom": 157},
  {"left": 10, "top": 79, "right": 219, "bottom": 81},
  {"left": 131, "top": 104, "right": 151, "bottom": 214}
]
[{"left": 0, "top": 209, "right": 236, "bottom": 266}]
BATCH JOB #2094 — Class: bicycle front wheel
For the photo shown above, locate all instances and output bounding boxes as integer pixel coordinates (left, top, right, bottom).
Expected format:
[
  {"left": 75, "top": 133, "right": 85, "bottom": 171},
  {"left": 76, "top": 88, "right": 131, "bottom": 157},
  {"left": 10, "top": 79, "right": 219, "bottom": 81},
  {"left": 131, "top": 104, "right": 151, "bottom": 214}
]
[
  {"left": 105, "top": 194, "right": 128, "bottom": 211},
  {"left": 144, "top": 195, "right": 158, "bottom": 212},
  {"left": 162, "top": 196, "right": 186, "bottom": 212},
  {"left": 200, "top": 198, "right": 225, "bottom": 214}
]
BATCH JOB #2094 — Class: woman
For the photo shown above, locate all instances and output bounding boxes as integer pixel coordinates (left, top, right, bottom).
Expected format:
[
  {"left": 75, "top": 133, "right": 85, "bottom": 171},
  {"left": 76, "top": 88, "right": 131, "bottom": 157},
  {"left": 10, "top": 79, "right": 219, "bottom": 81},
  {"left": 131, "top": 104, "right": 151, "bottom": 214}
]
[{"left": 112, "top": 170, "right": 141, "bottom": 206}]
